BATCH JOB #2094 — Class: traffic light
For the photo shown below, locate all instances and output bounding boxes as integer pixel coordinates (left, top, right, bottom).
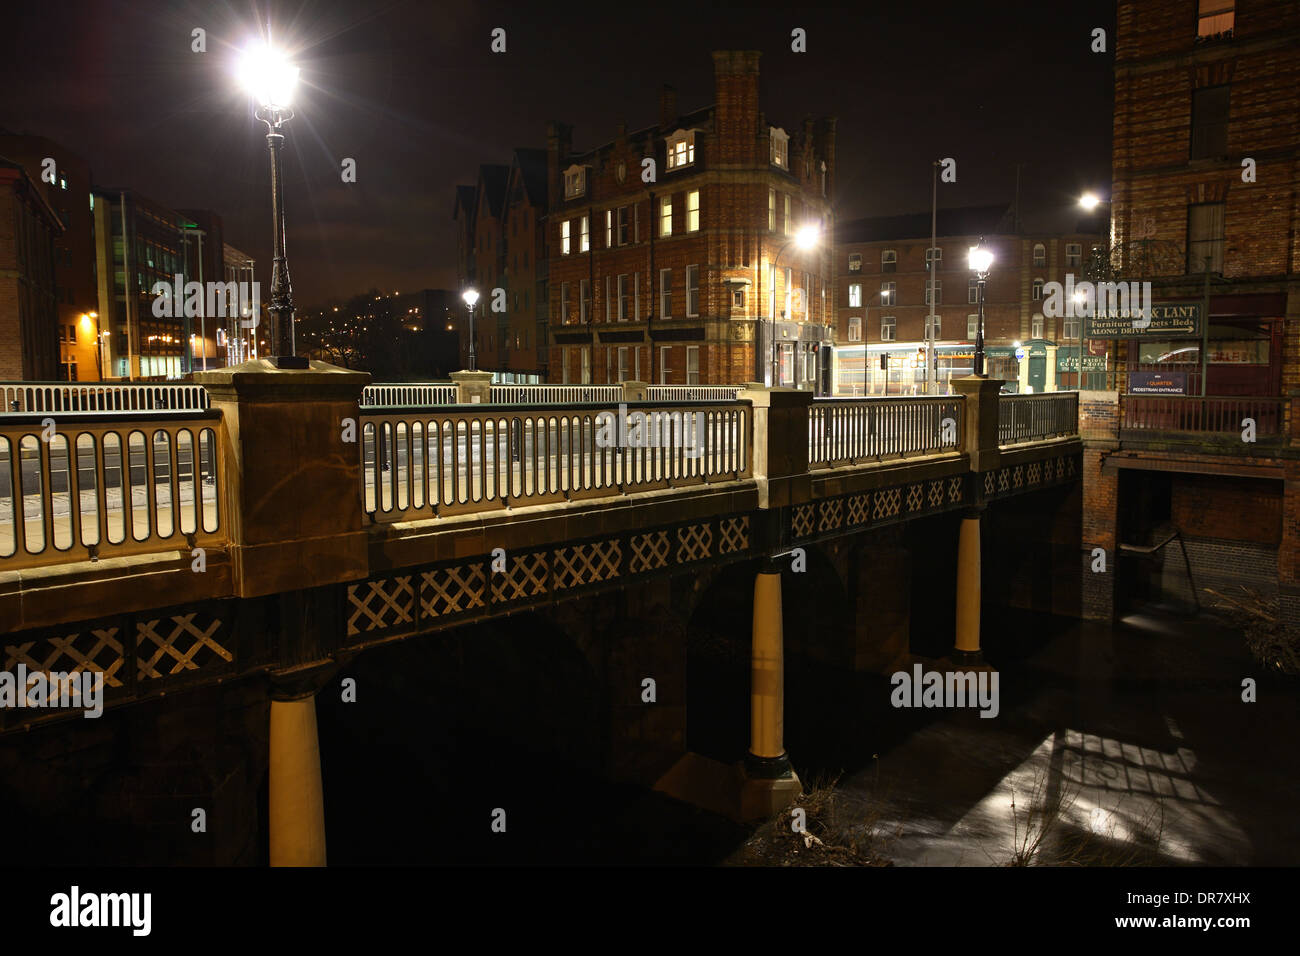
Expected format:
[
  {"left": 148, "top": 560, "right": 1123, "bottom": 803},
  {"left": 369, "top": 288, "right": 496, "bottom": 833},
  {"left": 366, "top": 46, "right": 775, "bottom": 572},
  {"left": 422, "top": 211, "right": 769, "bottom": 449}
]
[{"left": 879, "top": 352, "right": 888, "bottom": 370}]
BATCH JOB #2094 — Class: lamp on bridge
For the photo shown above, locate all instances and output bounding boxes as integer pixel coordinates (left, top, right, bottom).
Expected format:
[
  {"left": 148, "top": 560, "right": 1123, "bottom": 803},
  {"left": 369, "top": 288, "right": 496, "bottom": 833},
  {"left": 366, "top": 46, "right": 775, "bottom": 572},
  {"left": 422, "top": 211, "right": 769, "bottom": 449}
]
[
  {"left": 462, "top": 288, "right": 480, "bottom": 372},
  {"left": 967, "top": 242, "right": 994, "bottom": 377},
  {"left": 239, "top": 37, "right": 307, "bottom": 370}
]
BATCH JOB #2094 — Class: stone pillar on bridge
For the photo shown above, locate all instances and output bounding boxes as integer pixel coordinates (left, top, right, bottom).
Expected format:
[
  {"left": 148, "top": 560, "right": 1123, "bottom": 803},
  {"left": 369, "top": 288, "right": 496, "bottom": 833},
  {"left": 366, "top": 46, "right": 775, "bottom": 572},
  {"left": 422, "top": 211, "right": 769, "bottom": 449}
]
[
  {"left": 953, "top": 506, "right": 985, "bottom": 664},
  {"left": 621, "top": 380, "right": 649, "bottom": 402},
  {"left": 268, "top": 667, "right": 333, "bottom": 867},
  {"left": 451, "top": 369, "right": 493, "bottom": 404}
]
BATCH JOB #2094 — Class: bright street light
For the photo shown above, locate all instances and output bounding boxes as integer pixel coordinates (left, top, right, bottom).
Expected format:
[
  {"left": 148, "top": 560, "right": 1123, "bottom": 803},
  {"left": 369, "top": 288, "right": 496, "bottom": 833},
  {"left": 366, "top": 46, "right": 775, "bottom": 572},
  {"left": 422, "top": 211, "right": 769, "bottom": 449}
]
[
  {"left": 462, "top": 288, "right": 480, "bottom": 371},
  {"left": 795, "top": 224, "right": 820, "bottom": 251},
  {"left": 968, "top": 241, "right": 994, "bottom": 377},
  {"left": 1079, "top": 192, "right": 1102, "bottom": 212},
  {"left": 238, "top": 41, "right": 299, "bottom": 110},
  {"left": 968, "top": 245, "right": 994, "bottom": 274}
]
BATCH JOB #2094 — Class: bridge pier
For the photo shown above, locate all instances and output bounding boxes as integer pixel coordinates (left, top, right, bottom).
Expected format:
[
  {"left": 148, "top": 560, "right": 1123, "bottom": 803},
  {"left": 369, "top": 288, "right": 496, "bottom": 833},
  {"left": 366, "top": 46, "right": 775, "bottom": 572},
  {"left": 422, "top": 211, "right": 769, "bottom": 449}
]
[
  {"left": 739, "top": 566, "right": 801, "bottom": 819},
  {"left": 269, "top": 679, "right": 328, "bottom": 867},
  {"left": 953, "top": 507, "right": 984, "bottom": 664}
]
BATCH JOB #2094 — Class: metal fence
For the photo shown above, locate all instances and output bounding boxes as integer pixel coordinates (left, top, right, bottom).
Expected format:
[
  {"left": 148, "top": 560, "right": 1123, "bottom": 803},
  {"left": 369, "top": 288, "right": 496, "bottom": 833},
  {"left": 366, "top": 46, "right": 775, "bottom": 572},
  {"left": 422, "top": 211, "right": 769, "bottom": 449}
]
[
  {"left": 489, "top": 384, "right": 625, "bottom": 404},
  {"left": 0, "top": 382, "right": 209, "bottom": 414},
  {"left": 809, "top": 396, "right": 964, "bottom": 468},
  {"left": 360, "top": 401, "right": 751, "bottom": 520},
  {"left": 1120, "top": 395, "right": 1283, "bottom": 437},
  {"left": 998, "top": 392, "right": 1080, "bottom": 446},
  {"left": 645, "top": 385, "right": 746, "bottom": 402},
  {"left": 361, "top": 384, "right": 457, "bottom": 407},
  {"left": 0, "top": 412, "right": 224, "bottom": 569}
]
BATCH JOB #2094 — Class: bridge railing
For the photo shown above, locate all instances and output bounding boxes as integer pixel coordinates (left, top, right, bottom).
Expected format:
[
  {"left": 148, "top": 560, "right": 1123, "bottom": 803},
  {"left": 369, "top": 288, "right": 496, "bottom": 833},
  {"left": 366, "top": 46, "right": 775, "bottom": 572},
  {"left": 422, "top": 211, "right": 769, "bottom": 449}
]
[
  {"left": 808, "top": 396, "right": 965, "bottom": 468},
  {"left": 0, "top": 411, "right": 226, "bottom": 570},
  {"left": 645, "top": 385, "right": 746, "bottom": 402},
  {"left": 998, "top": 392, "right": 1079, "bottom": 446},
  {"left": 0, "top": 381, "right": 209, "bottom": 414},
  {"left": 361, "top": 383, "right": 457, "bottom": 407},
  {"left": 359, "top": 401, "right": 751, "bottom": 520},
  {"left": 489, "top": 384, "right": 625, "bottom": 404}
]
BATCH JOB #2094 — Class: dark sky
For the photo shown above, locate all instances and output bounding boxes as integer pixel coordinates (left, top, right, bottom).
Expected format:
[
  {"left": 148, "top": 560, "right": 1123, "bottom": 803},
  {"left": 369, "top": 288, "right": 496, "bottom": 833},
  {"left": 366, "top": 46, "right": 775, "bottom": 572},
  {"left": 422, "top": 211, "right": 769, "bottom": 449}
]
[{"left": 1, "top": 0, "right": 1115, "bottom": 305}]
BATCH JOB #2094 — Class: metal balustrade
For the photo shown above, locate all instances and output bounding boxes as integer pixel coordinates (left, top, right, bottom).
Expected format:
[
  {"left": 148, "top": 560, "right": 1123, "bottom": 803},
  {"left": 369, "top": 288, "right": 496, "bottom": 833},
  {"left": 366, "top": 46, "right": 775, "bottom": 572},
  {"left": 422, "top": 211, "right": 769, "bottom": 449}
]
[
  {"left": 361, "top": 383, "right": 457, "bottom": 407},
  {"left": 808, "top": 397, "right": 965, "bottom": 468},
  {"left": 1121, "top": 395, "right": 1283, "bottom": 437},
  {"left": 998, "top": 393, "right": 1080, "bottom": 446},
  {"left": 0, "top": 382, "right": 209, "bottom": 414},
  {"left": 489, "top": 384, "right": 624, "bottom": 404},
  {"left": 360, "top": 402, "right": 751, "bottom": 520},
  {"left": 645, "top": 385, "right": 745, "bottom": 402},
  {"left": 0, "top": 412, "right": 224, "bottom": 570}
]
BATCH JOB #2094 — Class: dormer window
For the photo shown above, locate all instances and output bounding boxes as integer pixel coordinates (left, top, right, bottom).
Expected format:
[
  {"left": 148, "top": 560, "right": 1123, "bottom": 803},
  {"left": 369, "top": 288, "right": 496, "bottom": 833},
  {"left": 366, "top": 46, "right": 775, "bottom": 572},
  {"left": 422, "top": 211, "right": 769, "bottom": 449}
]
[
  {"left": 666, "top": 130, "right": 696, "bottom": 170},
  {"left": 770, "top": 127, "right": 789, "bottom": 170},
  {"left": 563, "top": 164, "right": 587, "bottom": 199}
]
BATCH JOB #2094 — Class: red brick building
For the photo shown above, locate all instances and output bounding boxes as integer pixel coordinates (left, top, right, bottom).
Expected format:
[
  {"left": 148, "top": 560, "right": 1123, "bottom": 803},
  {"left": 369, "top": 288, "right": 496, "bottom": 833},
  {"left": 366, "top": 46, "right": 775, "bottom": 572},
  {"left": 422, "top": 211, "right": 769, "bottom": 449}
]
[
  {"left": 0, "top": 158, "right": 62, "bottom": 381},
  {"left": 1083, "top": 0, "right": 1300, "bottom": 629},
  {"left": 834, "top": 205, "right": 1102, "bottom": 394},
  {"left": 546, "top": 50, "right": 836, "bottom": 388}
]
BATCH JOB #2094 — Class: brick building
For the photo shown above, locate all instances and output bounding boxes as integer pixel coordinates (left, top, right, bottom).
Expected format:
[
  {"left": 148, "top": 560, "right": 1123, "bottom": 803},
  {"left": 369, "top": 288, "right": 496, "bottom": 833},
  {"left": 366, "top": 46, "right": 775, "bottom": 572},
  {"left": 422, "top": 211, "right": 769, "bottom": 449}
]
[
  {"left": 0, "top": 134, "right": 98, "bottom": 380},
  {"left": 1082, "top": 0, "right": 1300, "bottom": 629},
  {"left": 453, "top": 149, "right": 548, "bottom": 382},
  {"left": 545, "top": 50, "right": 836, "bottom": 388},
  {"left": 834, "top": 205, "right": 1102, "bottom": 395},
  {"left": 0, "top": 158, "right": 61, "bottom": 381}
]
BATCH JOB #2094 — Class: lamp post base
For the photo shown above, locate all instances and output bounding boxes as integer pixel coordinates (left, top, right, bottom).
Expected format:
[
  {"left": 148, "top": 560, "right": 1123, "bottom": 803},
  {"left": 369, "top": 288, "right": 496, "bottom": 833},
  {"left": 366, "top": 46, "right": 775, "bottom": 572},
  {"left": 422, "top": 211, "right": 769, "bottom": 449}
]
[{"left": 271, "top": 355, "right": 310, "bottom": 370}]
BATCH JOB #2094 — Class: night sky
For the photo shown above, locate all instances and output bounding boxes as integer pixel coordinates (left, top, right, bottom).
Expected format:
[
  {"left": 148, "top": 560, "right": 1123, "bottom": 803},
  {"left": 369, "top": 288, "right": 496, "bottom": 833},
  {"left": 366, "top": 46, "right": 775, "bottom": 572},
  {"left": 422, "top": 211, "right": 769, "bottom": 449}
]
[{"left": 1, "top": 0, "right": 1114, "bottom": 304}]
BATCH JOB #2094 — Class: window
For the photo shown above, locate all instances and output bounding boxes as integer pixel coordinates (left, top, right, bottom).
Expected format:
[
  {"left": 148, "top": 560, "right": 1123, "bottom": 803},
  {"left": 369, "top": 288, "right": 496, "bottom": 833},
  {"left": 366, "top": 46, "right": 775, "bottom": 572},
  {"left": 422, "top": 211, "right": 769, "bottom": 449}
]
[
  {"left": 686, "top": 265, "right": 699, "bottom": 317},
  {"left": 783, "top": 194, "right": 791, "bottom": 235},
  {"left": 660, "top": 197, "right": 672, "bottom": 236},
  {"left": 848, "top": 283, "right": 862, "bottom": 308},
  {"left": 659, "top": 346, "right": 671, "bottom": 384},
  {"left": 1032, "top": 243, "right": 1046, "bottom": 267},
  {"left": 1198, "top": 0, "right": 1235, "bottom": 39},
  {"left": 732, "top": 288, "right": 745, "bottom": 309},
  {"left": 1191, "top": 85, "right": 1230, "bottom": 159},
  {"left": 1188, "top": 202, "right": 1225, "bottom": 272},
  {"left": 605, "top": 210, "right": 613, "bottom": 247},
  {"left": 617, "top": 207, "right": 629, "bottom": 245},
  {"left": 580, "top": 278, "right": 590, "bottom": 322},
  {"left": 925, "top": 246, "right": 942, "bottom": 270},
  {"left": 686, "top": 346, "right": 700, "bottom": 384},
  {"left": 560, "top": 281, "right": 571, "bottom": 324},
  {"left": 687, "top": 190, "right": 700, "bottom": 232},
  {"left": 848, "top": 253, "right": 862, "bottom": 273},
  {"left": 783, "top": 267, "right": 792, "bottom": 318},
  {"left": 768, "top": 189, "right": 776, "bottom": 230},
  {"left": 1032, "top": 278, "right": 1044, "bottom": 300},
  {"left": 580, "top": 215, "right": 589, "bottom": 252},
  {"left": 881, "top": 249, "right": 896, "bottom": 273},
  {"left": 847, "top": 316, "right": 862, "bottom": 342},
  {"left": 581, "top": 347, "right": 591, "bottom": 384},
  {"left": 660, "top": 269, "right": 672, "bottom": 318},
  {"left": 924, "top": 315, "right": 942, "bottom": 339},
  {"left": 618, "top": 274, "right": 630, "bottom": 321},
  {"left": 770, "top": 127, "right": 789, "bottom": 169},
  {"left": 1063, "top": 316, "right": 1081, "bottom": 339},
  {"left": 881, "top": 315, "right": 896, "bottom": 341},
  {"left": 881, "top": 281, "right": 896, "bottom": 306},
  {"left": 667, "top": 131, "right": 696, "bottom": 170},
  {"left": 563, "top": 165, "right": 586, "bottom": 199},
  {"left": 967, "top": 314, "right": 980, "bottom": 339},
  {"left": 1031, "top": 314, "right": 1044, "bottom": 339},
  {"left": 1065, "top": 242, "right": 1082, "bottom": 267},
  {"left": 925, "top": 279, "right": 941, "bottom": 306},
  {"left": 618, "top": 347, "right": 629, "bottom": 382},
  {"left": 968, "top": 276, "right": 979, "bottom": 304},
  {"left": 561, "top": 220, "right": 571, "bottom": 255}
]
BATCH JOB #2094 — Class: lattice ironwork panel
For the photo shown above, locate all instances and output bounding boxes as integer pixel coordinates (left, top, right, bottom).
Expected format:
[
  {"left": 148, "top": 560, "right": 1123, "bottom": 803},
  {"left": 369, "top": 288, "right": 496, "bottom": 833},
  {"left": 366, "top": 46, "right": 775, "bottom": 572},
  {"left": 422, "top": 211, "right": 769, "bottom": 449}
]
[
  {"left": 819, "top": 498, "right": 844, "bottom": 532},
  {"left": 492, "top": 550, "right": 549, "bottom": 603},
  {"left": 997, "top": 469, "right": 1010, "bottom": 493},
  {"left": 791, "top": 505, "right": 815, "bottom": 539},
  {"left": 5, "top": 626, "right": 126, "bottom": 693},
  {"left": 347, "top": 576, "right": 416, "bottom": 637},
  {"left": 421, "top": 565, "right": 486, "bottom": 619},
  {"left": 1012, "top": 465, "right": 1025, "bottom": 489},
  {"left": 874, "top": 487, "right": 902, "bottom": 520},
  {"left": 983, "top": 472, "right": 996, "bottom": 496},
  {"left": 554, "top": 540, "right": 622, "bottom": 590},
  {"left": 1056, "top": 457, "right": 1065, "bottom": 480},
  {"left": 137, "top": 610, "right": 232, "bottom": 681},
  {"left": 846, "top": 494, "right": 870, "bottom": 526},
  {"left": 1066, "top": 456, "right": 1077, "bottom": 477},
  {"left": 718, "top": 516, "right": 750, "bottom": 555},
  {"left": 906, "top": 484, "right": 924, "bottom": 513},
  {"left": 629, "top": 531, "right": 671, "bottom": 574},
  {"left": 949, "top": 477, "right": 963, "bottom": 503},
  {"left": 1028, "top": 461, "right": 1042, "bottom": 485},
  {"left": 928, "top": 480, "right": 944, "bottom": 508},
  {"left": 675, "top": 523, "right": 713, "bottom": 564}
]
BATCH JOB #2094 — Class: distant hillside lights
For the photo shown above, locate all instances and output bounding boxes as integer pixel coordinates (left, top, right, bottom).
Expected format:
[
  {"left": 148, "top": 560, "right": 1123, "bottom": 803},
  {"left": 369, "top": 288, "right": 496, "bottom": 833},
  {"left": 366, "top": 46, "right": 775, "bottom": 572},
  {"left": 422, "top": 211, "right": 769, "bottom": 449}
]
[
  {"left": 1042, "top": 274, "right": 1153, "bottom": 328},
  {"left": 151, "top": 274, "right": 261, "bottom": 329}
]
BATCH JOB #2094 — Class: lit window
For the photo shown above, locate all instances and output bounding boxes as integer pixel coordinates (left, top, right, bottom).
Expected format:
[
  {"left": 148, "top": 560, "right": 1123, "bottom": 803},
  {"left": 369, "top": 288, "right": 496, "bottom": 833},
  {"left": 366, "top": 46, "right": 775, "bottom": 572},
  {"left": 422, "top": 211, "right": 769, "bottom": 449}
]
[
  {"left": 783, "top": 194, "right": 791, "bottom": 235},
  {"left": 661, "top": 197, "right": 672, "bottom": 237},
  {"left": 1197, "top": 0, "right": 1235, "bottom": 39},
  {"left": 687, "top": 190, "right": 700, "bottom": 232},
  {"left": 848, "top": 253, "right": 862, "bottom": 273},
  {"left": 847, "top": 316, "right": 862, "bottom": 341},
  {"left": 1032, "top": 243, "right": 1046, "bottom": 267},
  {"left": 967, "top": 314, "right": 979, "bottom": 339},
  {"left": 563, "top": 165, "right": 586, "bottom": 199},
  {"left": 882, "top": 249, "right": 896, "bottom": 273},
  {"left": 605, "top": 210, "right": 613, "bottom": 247},
  {"left": 848, "top": 283, "right": 862, "bottom": 308},
  {"left": 617, "top": 207, "right": 629, "bottom": 246},
  {"left": 580, "top": 215, "right": 589, "bottom": 252},
  {"left": 561, "top": 220, "right": 571, "bottom": 255},
  {"left": 925, "top": 279, "right": 941, "bottom": 306},
  {"left": 666, "top": 131, "right": 696, "bottom": 170},
  {"left": 880, "top": 281, "right": 896, "bottom": 306},
  {"left": 769, "top": 127, "right": 789, "bottom": 169},
  {"left": 686, "top": 345, "right": 700, "bottom": 384},
  {"left": 880, "top": 315, "right": 896, "bottom": 341},
  {"left": 768, "top": 189, "right": 775, "bottom": 230},
  {"left": 925, "top": 246, "right": 942, "bottom": 269}
]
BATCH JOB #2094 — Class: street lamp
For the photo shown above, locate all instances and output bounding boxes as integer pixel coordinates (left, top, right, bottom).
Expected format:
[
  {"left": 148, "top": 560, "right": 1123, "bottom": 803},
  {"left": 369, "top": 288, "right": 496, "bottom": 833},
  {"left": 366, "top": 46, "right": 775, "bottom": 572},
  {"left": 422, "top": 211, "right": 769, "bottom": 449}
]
[
  {"left": 764, "top": 224, "right": 821, "bottom": 387},
  {"left": 967, "top": 242, "right": 994, "bottom": 377},
  {"left": 462, "top": 288, "right": 480, "bottom": 371},
  {"left": 239, "top": 39, "right": 307, "bottom": 369}
]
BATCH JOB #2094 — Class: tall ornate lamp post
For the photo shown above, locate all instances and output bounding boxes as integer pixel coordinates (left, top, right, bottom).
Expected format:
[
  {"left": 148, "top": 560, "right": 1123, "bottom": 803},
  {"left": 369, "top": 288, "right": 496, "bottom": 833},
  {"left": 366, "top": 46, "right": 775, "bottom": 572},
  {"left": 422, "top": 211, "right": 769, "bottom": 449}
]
[
  {"left": 462, "top": 288, "right": 480, "bottom": 371},
  {"left": 240, "top": 40, "right": 307, "bottom": 369},
  {"left": 764, "top": 224, "right": 820, "bottom": 386},
  {"left": 967, "top": 242, "right": 994, "bottom": 377}
]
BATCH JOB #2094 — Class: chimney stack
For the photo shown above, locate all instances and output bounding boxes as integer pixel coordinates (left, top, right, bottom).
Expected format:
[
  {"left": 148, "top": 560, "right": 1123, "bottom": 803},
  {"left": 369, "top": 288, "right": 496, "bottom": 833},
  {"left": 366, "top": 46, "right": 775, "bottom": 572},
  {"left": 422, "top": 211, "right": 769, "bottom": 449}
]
[
  {"left": 659, "top": 85, "right": 678, "bottom": 130},
  {"left": 712, "top": 51, "right": 762, "bottom": 164}
]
